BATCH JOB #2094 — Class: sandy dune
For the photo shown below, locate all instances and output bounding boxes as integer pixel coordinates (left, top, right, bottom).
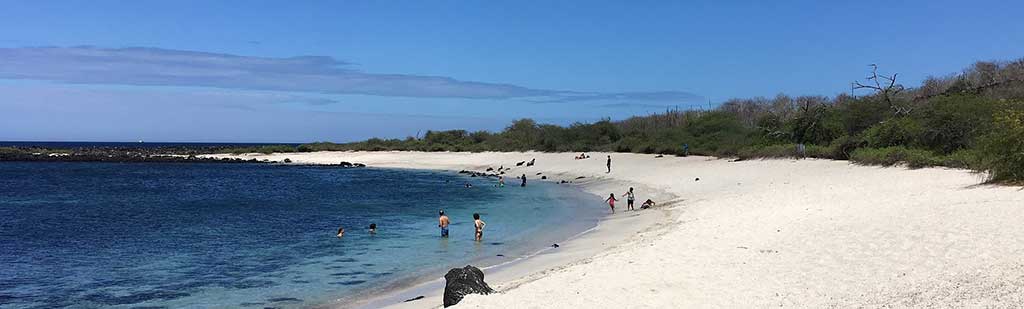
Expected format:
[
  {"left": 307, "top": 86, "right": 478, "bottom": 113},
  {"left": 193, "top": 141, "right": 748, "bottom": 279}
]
[{"left": 209, "top": 151, "right": 1024, "bottom": 308}]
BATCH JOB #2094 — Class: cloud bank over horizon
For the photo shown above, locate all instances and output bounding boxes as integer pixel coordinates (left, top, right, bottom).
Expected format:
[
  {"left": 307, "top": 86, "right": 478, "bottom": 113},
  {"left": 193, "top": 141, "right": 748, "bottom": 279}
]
[{"left": 0, "top": 46, "right": 702, "bottom": 104}]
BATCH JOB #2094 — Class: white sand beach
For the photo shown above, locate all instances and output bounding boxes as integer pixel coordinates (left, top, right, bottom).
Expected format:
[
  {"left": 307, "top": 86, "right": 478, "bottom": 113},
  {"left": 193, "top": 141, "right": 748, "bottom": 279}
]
[{"left": 209, "top": 151, "right": 1024, "bottom": 308}]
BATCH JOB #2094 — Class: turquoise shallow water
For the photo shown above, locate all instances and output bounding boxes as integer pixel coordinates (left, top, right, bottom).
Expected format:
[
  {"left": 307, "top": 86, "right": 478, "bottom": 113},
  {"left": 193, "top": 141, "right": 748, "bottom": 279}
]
[{"left": 0, "top": 162, "right": 601, "bottom": 308}]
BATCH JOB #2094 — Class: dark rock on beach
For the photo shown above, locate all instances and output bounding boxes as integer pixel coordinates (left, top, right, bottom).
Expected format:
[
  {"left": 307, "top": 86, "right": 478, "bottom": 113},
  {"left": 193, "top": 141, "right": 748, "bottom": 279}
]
[{"left": 443, "top": 265, "right": 493, "bottom": 307}]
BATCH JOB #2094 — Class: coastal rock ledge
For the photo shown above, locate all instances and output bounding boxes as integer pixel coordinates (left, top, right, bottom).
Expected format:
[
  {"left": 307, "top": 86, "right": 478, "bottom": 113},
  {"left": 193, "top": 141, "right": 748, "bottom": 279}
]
[{"left": 443, "top": 265, "right": 494, "bottom": 307}]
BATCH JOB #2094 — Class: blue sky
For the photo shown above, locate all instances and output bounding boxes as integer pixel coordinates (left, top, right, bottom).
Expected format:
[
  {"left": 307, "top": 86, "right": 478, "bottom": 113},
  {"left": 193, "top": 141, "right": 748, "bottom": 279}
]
[{"left": 1, "top": 1, "right": 1022, "bottom": 142}]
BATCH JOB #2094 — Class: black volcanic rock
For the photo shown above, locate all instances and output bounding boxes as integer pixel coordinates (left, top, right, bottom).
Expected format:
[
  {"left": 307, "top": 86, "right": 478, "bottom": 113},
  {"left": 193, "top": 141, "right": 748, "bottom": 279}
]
[{"left": 443, "top": 265, "right": 493, "bottom": 307}]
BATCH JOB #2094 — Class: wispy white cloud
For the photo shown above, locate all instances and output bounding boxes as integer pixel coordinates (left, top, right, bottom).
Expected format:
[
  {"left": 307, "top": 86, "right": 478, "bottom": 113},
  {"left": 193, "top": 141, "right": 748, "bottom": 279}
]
[
  {"left": 0, "top": 46, "right": 701, "bottom": 103},
  {"left": 536, "top": 91, "right": 703, "bottom": 104}
]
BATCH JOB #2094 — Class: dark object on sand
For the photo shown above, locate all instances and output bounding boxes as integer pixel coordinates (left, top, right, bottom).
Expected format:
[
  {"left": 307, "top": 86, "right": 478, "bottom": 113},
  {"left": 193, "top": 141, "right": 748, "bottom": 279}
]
[
  {"left": 536, "top": 172, "right": 542, "bottom": 175},
  {"left": 404, "top": 295, "right": 425, "bottom": 302},
  {"left": 516, "top": 161, "right": 525, "bottom": 166},
  {"left": 541, "top": 176, "right": 547, "bottom": 180},
  {"left": 443, "top": 265, "right": 494, "bottom": 307},
  {"left": 575, "top": 176, "right": 585, "bottom": 179},
  {"left": 283, "top": 158, "right": 292, "bottom": 163},
  {"left": 551, "top": 243, "right": 559, "bottom": 248},
  {"left": 485, "top": 167, "right": 494, "bottom": 171},
  {"left": 655, "top": 154, "right": 664, "bottom": 158},
  {"left": 526, "top": 158, "right": 535, "bottom": 166},
  {"left": 339, "top": 160, "right": 364, "bottom": 167},
  {"left": 496, "top": 254, "right": 504, "bottom": 257},
  {"left": 695, "top": 177, "right": 700, "bottom": 181}
]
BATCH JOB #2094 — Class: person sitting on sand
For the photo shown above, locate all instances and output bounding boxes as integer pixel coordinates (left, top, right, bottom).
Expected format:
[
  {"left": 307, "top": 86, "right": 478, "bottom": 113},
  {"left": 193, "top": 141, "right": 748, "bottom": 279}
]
[
  {"left": 439, "top": 210, "right": 450, "bottom": 238},
  {"left": 604, "top": 193, "right": 619, "bottom": 214},
  {"left": 473, "top": 213, "right": 486, "bottom": 241},
  {"left": 336, "top": 227, "right": 345, "bottom": 238},
  {"left": 369, "top": 223, "right": 377, "bottom": 234},
  {"left": 641, "top": 199, "right": 656, "bottom": 210}
]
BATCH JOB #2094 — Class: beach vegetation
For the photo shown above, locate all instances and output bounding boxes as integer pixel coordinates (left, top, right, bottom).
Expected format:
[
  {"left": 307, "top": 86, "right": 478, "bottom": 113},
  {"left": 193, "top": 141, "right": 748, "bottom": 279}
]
[{"left": 276, "top": 58, "right": 1024, "bottom": 183}]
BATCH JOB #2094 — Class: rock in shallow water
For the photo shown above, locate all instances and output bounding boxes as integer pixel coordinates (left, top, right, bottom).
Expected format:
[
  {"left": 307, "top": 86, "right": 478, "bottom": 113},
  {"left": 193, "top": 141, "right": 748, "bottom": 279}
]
[{"left": 443, "top": 265, "right": 493, "bottom": 307}]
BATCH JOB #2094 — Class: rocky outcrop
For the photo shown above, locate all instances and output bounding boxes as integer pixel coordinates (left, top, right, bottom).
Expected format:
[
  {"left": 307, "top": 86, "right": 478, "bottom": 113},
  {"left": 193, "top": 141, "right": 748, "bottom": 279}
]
[{"left": 443, "top": 265, "right": 493, "bottom": 307}]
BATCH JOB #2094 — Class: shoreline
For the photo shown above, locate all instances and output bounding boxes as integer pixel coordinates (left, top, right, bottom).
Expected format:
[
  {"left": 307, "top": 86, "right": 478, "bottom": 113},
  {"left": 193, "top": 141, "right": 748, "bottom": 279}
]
[
  {"left": 207, "top": 151, "right": 679, "bottom": 309},
  {"left": 350, "top": 174, "right": 674, "bottom": 309},
  {"left": 325, "top": 167, "right": 618, "bottom": 309},
  {"left": 208, "top": 151, "right": 1024, "bottom": 308}
]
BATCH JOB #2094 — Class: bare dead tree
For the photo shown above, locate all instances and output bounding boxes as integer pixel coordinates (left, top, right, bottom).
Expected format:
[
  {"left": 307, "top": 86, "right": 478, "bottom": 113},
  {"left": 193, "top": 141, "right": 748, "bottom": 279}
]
[{"left": 852, "top": 64, "right": 911, "bottom": 116}]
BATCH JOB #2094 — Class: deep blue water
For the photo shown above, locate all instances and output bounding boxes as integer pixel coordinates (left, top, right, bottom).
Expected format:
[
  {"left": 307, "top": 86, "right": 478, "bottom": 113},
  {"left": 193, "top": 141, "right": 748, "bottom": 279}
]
[
  {"left": 0, "top": 162, "right": 600, "bottom": 308},
  {"left": 0, "top": 141, "right": 298, "bottom": 149}
]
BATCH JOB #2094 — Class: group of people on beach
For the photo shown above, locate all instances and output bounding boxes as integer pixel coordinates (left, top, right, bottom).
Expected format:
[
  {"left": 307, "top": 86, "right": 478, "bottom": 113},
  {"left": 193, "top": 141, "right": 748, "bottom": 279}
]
[
  {"left": 438, "top": 210, "right": 486, "bottom": 241},
  {"left": 604, "top": 187, "right": 655, "bottom": 214},
  {"left": 338, "top": 155, "right": 648, "bottom": 241}
]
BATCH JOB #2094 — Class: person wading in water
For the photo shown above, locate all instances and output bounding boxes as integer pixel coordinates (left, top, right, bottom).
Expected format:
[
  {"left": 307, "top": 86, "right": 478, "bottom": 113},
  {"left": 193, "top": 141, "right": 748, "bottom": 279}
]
[{"left": 438, "top": 210, "right": 450, "bottom": 238}]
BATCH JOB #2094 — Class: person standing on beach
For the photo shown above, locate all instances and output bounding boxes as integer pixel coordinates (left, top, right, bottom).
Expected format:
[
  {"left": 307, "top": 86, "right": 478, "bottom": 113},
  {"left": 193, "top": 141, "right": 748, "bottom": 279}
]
[
  {"left": 438, "top": 210, "right": 450, "bottom": 238},
  {"left": 473, "top": 213, "right": 486, "bottom": 241},
  {"left": 604, "top": 193, "right": 619, "bottom": 214},
  {"left": 606, "top": 155, "right": 612, "bottom": 173},
  {"left": 624, "top": 187, "right": 636, "bottom": 211}
]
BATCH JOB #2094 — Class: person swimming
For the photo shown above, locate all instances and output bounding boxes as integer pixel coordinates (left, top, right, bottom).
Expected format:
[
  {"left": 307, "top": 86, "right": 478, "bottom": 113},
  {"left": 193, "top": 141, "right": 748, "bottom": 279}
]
[
  {"left": 473, "top": 213, "right": 486, "bottom": 241},
  {"left": 369, "top": 223, "right": 377, "bottom": 234},
  {"left": 605, "top": 193, "right": 618, "bottom": 214},
  {"left": 521, "top": 174, "right": 527, "bottom": 187},
  {"left": 439, "top": 210, "right": 450, "bottom": 238},
  {"left": 336, "top": 226, "right": 345, "bottom": 238},
  {"left": 498, "top": 176, "right": 505, "bottom": 187}
]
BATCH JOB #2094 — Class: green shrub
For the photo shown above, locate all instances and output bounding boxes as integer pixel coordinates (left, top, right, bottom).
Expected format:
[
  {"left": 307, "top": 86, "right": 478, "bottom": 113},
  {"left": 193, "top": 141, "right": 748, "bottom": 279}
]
[
  {"left": 940, "top": 148, "right": 981, "bottom": 169},
  {"left": 826, "top": 135, "right": 864, "bottom": 160},
  {"left": 918, "top": 95, "right": 998, "bottom": 153},
  {"left": 977, "top": 102, "right": 1024, "bottom": 182},
  {"left": 862, "top": 118, "right": 924, "bottom": 148},
  {"left": 805, "top": 144, "right": 834, "bottom": 159},
  {"left": 850, "top": 146, "right": 943, "bottom": 168},
  {"left": 737, "top": 144, "right": 797, "bottom": 159}
]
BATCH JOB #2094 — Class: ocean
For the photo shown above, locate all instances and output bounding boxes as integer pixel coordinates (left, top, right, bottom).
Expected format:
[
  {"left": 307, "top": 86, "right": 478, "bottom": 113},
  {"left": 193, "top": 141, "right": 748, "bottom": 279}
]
[
  {"left": 0, "top": 141, "right": 299, "bottom": 149},
  {"left": 0, "top": 162, "right": 602, "bottom": 308}
]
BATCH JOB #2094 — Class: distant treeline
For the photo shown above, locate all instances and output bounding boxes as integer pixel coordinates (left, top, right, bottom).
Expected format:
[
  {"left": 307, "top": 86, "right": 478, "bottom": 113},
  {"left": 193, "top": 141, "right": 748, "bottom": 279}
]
[{"left": 224, "top": 58, "right": 1024, "bottom": 183}]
